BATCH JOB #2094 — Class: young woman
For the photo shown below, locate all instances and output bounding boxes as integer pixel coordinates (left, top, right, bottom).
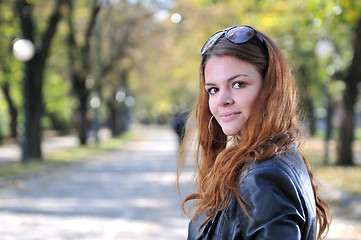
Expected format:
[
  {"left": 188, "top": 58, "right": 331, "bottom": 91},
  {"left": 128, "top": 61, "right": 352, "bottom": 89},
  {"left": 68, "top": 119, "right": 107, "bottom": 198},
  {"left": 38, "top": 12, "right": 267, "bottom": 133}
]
[{"left": 178, "top": 25, "right": 331, "bottom": 240}]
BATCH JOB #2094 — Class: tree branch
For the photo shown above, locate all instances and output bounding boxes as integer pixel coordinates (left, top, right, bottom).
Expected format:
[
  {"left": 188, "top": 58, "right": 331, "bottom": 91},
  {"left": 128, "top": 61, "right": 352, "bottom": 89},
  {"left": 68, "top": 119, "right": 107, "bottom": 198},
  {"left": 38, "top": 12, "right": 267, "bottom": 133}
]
[
  {"left": 82, "top": 0, "right": 101, "bottom": 69},
  {"left": 40, "top": 0, "right": 68, "bottom": 60},
  {"left": 15, "top": 0, "right": 34, "bottom": 40}
]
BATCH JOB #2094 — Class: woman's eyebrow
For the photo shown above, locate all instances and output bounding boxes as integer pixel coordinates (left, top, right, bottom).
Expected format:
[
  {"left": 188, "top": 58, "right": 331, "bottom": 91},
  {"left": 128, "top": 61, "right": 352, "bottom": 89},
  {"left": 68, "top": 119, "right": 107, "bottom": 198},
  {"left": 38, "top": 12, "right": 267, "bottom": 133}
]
[
  {"left": 205, "top": 74, "right": 250, "bottom": 86},
  {"left": 227, "top": 74, "right": 250, "bottom": 82}
]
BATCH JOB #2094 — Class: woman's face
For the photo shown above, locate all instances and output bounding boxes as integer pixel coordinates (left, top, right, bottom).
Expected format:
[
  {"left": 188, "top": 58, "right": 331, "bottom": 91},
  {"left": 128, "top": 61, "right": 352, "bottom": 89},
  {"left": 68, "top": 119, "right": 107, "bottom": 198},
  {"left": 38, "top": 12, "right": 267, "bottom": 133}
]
[{"left": 204, "top": 55, "right": 263, "bottom": 136}]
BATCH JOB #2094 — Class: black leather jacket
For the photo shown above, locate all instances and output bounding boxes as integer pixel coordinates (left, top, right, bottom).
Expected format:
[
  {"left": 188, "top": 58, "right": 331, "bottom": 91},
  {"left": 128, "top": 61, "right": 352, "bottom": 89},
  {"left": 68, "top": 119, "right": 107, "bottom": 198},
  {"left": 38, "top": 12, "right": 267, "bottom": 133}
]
[{"left": 188, "top": 145, "right": 317, "bottom": 240}]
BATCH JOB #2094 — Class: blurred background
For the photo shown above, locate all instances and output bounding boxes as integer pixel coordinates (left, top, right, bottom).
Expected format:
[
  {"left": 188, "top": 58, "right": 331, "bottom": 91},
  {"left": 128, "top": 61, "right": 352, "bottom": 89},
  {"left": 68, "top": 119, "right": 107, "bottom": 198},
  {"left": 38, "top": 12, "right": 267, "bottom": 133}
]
[{"left": 0, "top": 0, "right": 360, "bottom": 239}]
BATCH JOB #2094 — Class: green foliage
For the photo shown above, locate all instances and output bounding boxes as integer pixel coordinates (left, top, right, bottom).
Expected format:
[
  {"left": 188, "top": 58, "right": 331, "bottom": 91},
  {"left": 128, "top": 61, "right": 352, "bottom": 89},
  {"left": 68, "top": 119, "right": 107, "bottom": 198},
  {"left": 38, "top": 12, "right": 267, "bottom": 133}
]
[
  {"left": 0, "top": 0, "right": 360, "bottom": 144},
  {"left": 43, "top": 69, "right": 73, "bottom": 133},
  {"left": 0, "top": 1, "right": 23, "bottom": 138},
  {"left": 129, "top": 0, "right": 361, "bottom": 125}
]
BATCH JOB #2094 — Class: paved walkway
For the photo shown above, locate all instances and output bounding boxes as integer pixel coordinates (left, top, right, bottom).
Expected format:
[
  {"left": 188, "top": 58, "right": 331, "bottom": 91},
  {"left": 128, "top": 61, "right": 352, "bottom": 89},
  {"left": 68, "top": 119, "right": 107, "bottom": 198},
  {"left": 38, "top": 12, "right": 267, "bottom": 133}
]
[
  {"left": 0, "top": 125, "right": 192, "bottom": 239},
  {"left": 0, "top": 125, "right": 360, "bottom": 239}
]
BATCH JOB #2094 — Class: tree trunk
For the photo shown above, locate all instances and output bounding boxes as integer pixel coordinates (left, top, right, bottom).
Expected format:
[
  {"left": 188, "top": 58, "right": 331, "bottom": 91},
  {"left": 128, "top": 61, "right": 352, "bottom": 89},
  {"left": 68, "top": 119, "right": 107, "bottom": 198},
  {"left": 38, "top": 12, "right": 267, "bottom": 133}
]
[
  {"left": 66, "top": 0, "right": 100, "bottom": 145},
  {"left": 23, "top": 58, "right": 43, "bottom": 159},
  {"left": 304, "top": 97, "right": 316, "bottom": 136},
  {"left": 108, "top": 89, "right": 130, "bottom": 137},
  {"left": 107, "top": 93, "right": 128, "bottom": 137},
  {"left": 78, "top": 86, "right": 89, "bottom": 145},
  {"left": 117, "top": 70, "right": 131, "bottom": 135},
  {"left": 1, "top": 82, "right": 18, "bottom": 140},
  {"left": 297, "top": 63, "right": 316, "bottom": 136},
  {"left": 115, "top": 103, "right": 129, "bottom": 136},
  {"left": 324, "top": 94, "right": 334, "bottom": 165},
  {"left": 336, "top": 18, "right": 361, "bottom": 166},
  {"left": 107, "top": 93, "right": 117, "bottom": 136},
  {"left": 16, "top": 0, "right": 66, "bottom": 162}
]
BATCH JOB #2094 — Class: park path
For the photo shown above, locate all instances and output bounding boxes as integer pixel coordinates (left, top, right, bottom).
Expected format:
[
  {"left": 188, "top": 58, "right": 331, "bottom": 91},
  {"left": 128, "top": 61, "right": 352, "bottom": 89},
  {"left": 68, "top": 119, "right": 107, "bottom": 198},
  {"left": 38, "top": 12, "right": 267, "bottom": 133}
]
[
  {"left": 0, "top": 125, "right": 360, "bottom": 239},
  {"left": 0, "top": 125, "right": 192, "bottom": 240}
]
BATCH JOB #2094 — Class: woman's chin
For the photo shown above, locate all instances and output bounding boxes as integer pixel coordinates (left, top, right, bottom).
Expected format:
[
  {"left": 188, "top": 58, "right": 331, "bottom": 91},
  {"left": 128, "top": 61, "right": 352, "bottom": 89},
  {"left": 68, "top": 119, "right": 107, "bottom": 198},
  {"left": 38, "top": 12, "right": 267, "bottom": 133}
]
[
  {"left": 221, "top": 128, "right": 238, "bottom": 137},
  {"left": 219, "top": 121, "right": 244, "bottom": 136}
]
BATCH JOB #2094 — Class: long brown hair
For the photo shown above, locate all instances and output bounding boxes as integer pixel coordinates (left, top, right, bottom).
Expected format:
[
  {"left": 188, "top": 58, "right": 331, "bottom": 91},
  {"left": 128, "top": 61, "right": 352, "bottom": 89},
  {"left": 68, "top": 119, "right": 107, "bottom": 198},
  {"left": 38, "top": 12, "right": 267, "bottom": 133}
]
[{"left": 177, "top": 28, "right": 331, "bottom": 239}]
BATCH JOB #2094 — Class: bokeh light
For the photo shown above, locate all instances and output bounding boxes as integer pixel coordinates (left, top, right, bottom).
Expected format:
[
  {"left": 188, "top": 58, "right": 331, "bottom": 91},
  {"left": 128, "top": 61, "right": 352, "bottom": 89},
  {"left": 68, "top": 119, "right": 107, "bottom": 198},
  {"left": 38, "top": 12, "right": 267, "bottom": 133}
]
[
  {"left": 12, "top": 39, "right": 35, "bottom": 61},
  {"left": 170, "top": 13, "right": 182, "bottom": 23}
]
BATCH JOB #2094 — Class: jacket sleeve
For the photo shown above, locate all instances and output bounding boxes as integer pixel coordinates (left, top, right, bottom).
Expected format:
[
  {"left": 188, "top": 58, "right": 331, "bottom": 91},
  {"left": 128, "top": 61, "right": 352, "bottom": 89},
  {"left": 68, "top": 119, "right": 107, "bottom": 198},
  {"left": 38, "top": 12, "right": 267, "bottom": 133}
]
[{"left": 236, "top": 163, "right": 306, "bottom": 240}]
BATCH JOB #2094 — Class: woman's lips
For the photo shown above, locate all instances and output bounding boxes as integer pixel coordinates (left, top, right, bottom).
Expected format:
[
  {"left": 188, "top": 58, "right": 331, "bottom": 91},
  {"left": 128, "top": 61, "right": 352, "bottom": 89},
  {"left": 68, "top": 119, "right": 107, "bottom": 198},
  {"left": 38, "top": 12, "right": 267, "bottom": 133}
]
[{"left": 220, "top": 112, "right": 240, "bottom": 122}]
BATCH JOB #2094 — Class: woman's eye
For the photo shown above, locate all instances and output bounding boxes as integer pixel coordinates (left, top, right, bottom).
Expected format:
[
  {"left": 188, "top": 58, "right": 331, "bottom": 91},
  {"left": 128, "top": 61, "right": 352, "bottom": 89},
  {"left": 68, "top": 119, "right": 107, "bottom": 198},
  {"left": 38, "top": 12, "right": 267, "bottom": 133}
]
[
  {"left": 207, "top": 88, "right": 218, "bottom": 95},
  {"left": 233, "top": 81, "right": 246, "bottom": 89}
]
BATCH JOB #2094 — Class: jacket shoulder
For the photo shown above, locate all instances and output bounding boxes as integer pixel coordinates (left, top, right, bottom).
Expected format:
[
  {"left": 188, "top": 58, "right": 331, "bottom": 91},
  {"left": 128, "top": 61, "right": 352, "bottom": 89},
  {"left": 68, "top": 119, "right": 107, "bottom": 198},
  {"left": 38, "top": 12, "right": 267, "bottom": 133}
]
[
  {"left": 245, "top": 145, "right": 311, "bottom": 188},
  {"left": 235, "top": 146, "right": 317, "bottom": 239}
]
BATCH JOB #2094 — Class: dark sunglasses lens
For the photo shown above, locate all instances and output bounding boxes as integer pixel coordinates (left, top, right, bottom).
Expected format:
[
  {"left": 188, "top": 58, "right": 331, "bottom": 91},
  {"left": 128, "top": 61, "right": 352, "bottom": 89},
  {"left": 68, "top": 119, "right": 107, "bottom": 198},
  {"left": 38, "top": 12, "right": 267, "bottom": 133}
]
[
  {"left": 227, "top": 26, "right": 254, "bottom": 43},
  {"left": 201, "top": 31, "right": 224, "bottom": 55}
]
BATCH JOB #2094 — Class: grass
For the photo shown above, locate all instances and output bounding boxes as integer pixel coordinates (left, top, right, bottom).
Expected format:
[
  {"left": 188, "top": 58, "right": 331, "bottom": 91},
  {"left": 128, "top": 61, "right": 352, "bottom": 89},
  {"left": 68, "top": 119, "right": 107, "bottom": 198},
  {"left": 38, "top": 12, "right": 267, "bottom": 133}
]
[
  {"left": 314, "top": 128, "right": 361, "bottom": 141},
  {"left": 0, "top": 131, "right": 134, "bottom": 179},
  {"left": 300, "top": 137, "right": 361, "bottom": 197},
  {"left": 316, "top": 166, "right": 361, "bottom": 197},
  {"left": 0, "top": 161, "right": 48, "bottom": 179},
  {"left": 45, "top": 131, "right": 134, "bottom": 162}
]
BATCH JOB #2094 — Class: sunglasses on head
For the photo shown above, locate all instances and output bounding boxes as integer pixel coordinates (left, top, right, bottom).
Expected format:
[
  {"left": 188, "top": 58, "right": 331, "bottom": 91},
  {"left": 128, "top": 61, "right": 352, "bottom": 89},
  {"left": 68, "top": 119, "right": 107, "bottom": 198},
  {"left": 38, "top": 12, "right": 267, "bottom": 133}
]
[{"left": 200, "top": 25, "right": 264, "bottom": 56}]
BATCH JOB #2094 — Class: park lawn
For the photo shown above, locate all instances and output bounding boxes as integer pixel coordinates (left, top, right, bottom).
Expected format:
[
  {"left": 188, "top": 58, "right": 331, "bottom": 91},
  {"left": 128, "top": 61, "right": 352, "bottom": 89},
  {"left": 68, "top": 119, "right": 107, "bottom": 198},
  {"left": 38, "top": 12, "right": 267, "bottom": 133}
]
[
  {"left": 300, "top": 138, "right": 361, "bottom": 197},
  {"left": 0, "top": 161, "right": 48, "bottom": 179},
  {"left": 316, "top": 166, "right": 361, "bottom": 197},
  {"left": 0, "top": 131, "right": 134, "bottom": 179}
]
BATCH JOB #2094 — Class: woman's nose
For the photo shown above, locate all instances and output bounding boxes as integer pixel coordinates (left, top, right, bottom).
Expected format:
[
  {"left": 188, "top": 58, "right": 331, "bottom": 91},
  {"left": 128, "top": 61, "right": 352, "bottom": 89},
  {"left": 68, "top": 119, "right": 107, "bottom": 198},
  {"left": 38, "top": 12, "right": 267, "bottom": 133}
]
[{"left": 217, "top": 90, "right": 234, "bottom": 106}]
